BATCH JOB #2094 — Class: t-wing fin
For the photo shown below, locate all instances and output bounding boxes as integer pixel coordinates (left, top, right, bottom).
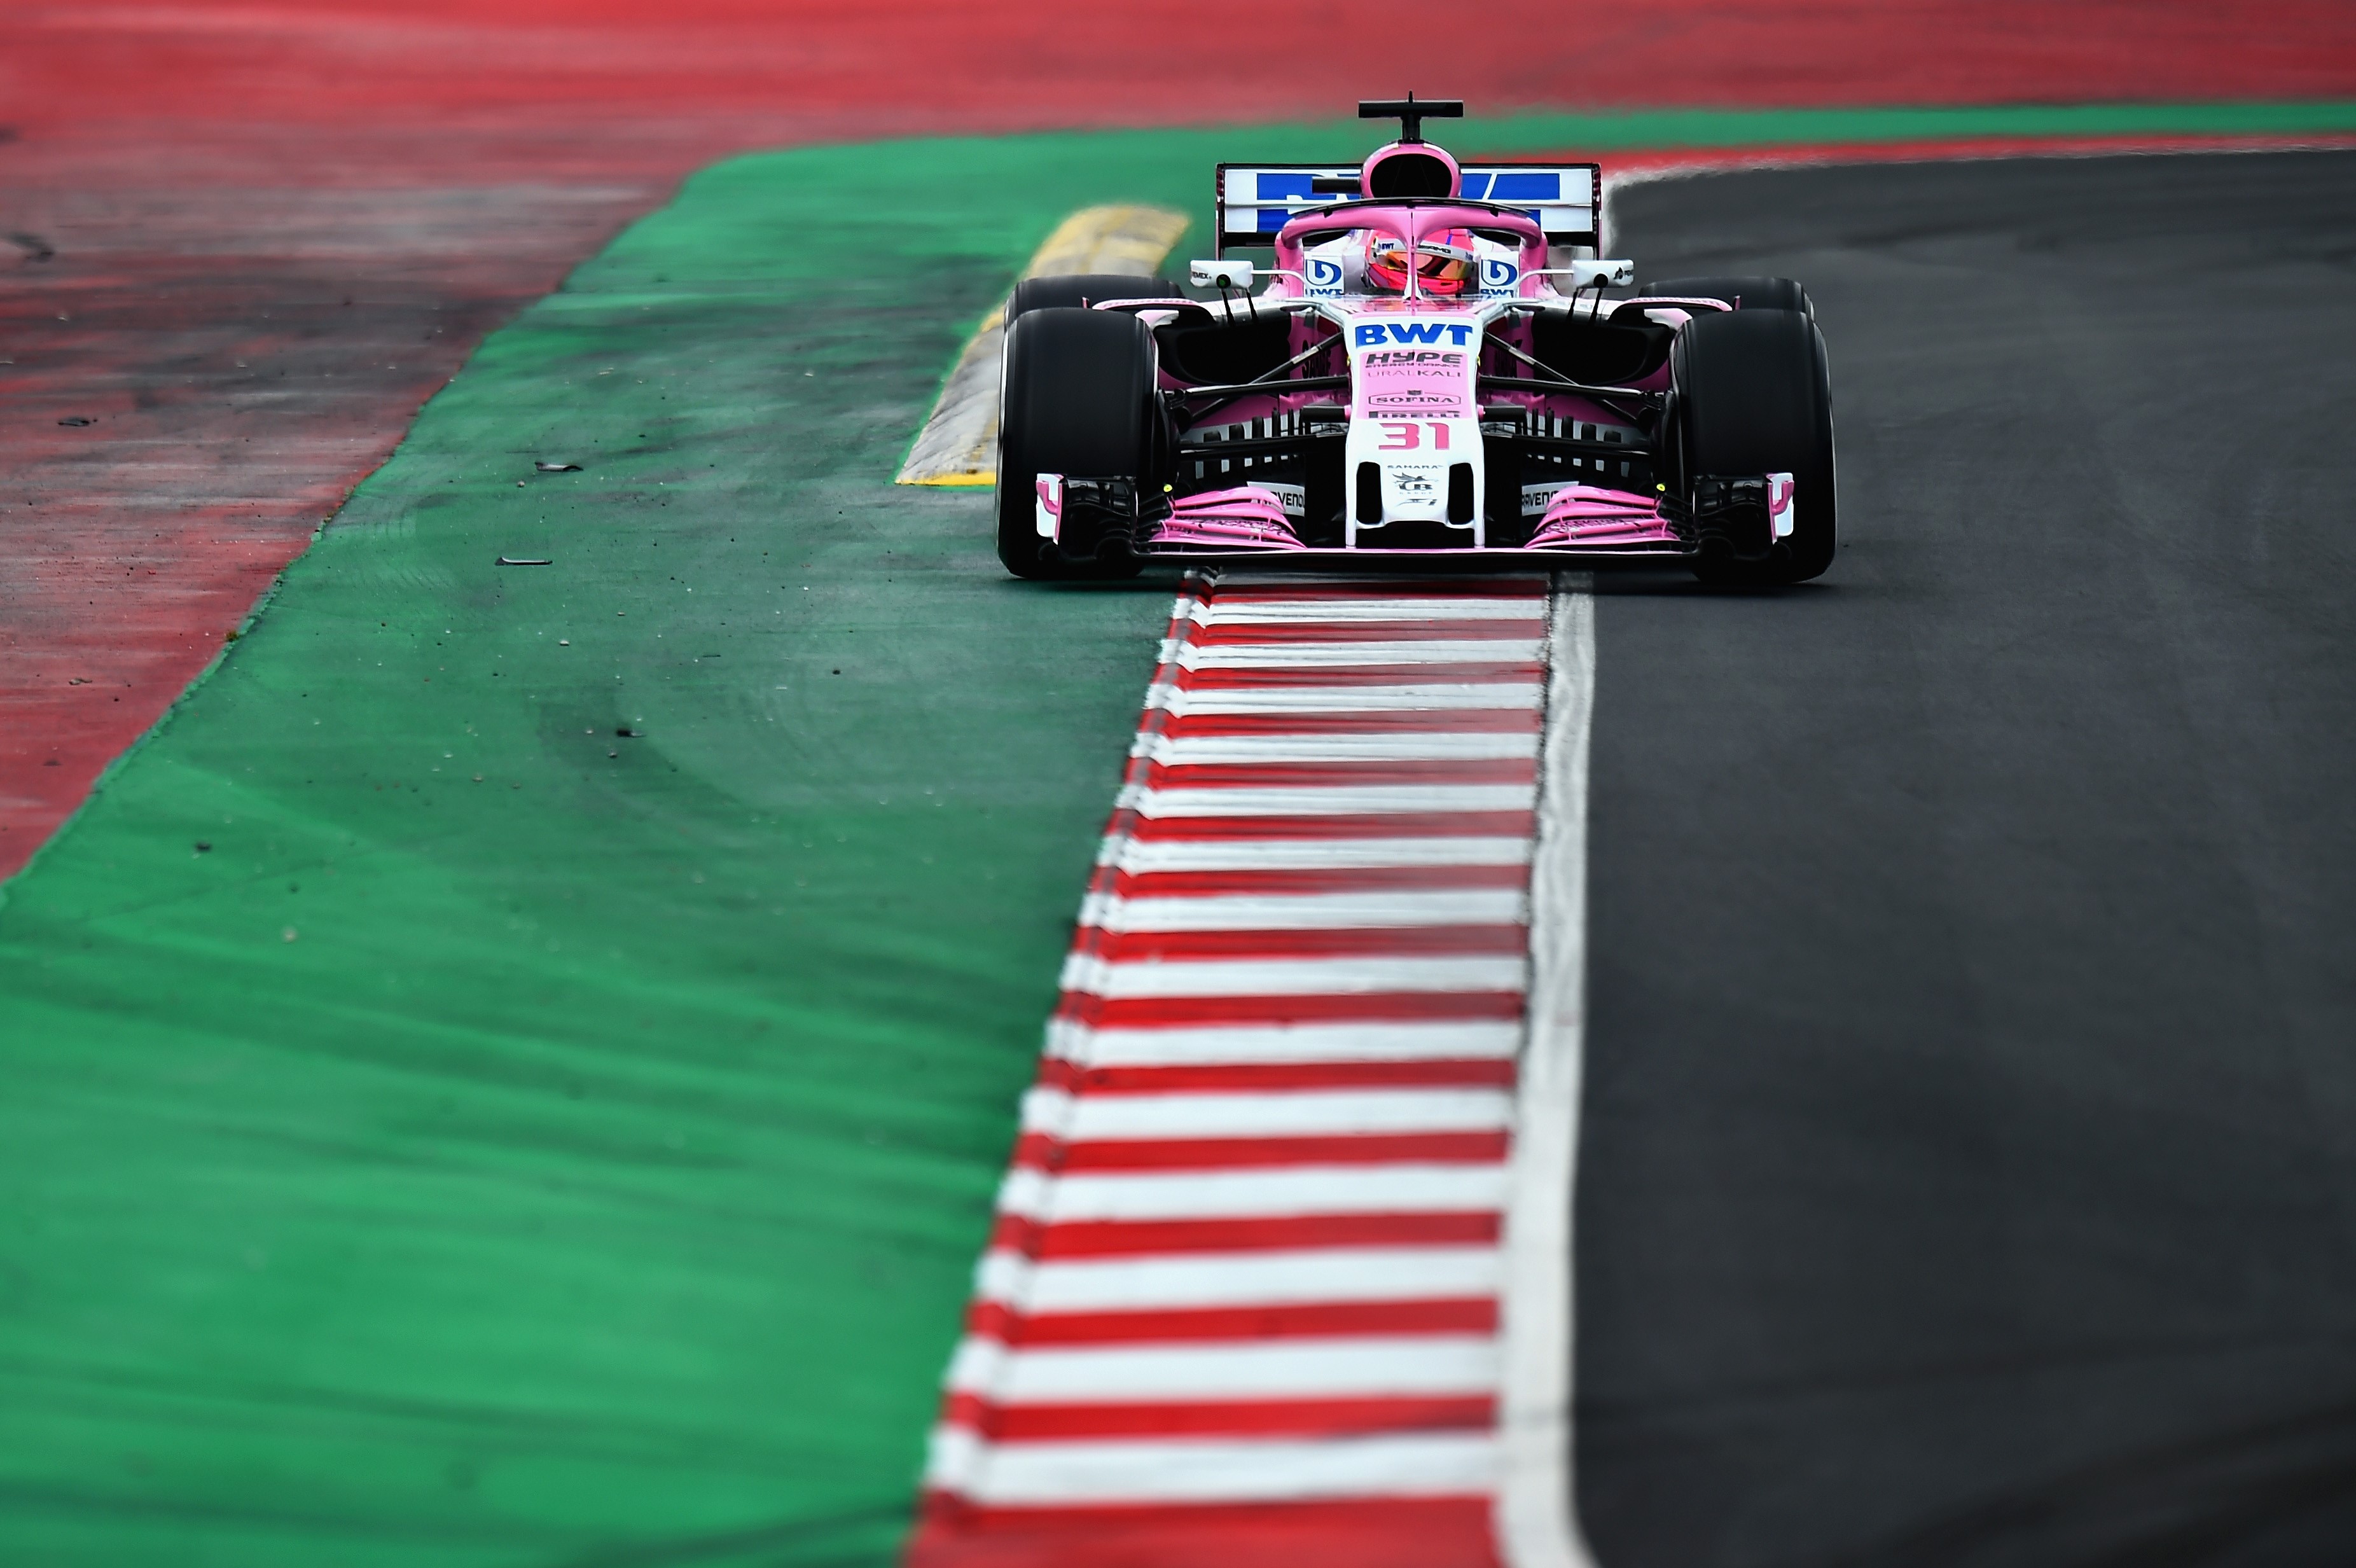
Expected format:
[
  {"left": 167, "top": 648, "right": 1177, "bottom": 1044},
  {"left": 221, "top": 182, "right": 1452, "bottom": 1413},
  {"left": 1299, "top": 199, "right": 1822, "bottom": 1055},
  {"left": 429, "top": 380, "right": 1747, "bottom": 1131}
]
[{"left": 1358, "top": 95, "right": 1464, "bottom": 144}]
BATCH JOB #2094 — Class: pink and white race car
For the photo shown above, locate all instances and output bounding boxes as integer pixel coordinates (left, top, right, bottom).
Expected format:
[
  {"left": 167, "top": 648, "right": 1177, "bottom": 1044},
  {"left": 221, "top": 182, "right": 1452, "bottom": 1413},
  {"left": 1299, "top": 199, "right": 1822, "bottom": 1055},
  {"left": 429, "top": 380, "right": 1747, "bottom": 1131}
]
[{"left": 997, "top": 97, "right": 1835, "bottom": 585}]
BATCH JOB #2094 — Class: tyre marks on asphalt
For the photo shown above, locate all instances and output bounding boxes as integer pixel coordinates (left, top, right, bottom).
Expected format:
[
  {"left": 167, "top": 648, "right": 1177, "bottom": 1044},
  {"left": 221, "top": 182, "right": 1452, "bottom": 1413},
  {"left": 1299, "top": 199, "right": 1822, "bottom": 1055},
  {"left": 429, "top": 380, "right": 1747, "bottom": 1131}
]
[{"left": 909, "top": 571, "right": 1589, "bottom": 1568}]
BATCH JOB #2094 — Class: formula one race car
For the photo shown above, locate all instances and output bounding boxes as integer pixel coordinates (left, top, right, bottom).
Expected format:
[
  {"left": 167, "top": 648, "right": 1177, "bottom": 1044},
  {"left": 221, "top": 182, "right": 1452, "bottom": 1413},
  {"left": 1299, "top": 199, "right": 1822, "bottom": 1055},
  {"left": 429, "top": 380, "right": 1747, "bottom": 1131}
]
[{"left": 997, "top": 97, "right": 1835, "bottom": 584}]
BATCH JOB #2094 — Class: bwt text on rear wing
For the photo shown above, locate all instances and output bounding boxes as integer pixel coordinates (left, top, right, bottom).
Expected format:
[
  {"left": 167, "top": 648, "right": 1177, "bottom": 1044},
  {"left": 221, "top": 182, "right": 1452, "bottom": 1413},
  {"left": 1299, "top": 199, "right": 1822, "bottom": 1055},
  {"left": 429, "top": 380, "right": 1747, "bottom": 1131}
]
[{"left": 1213, "top": 163, "right": 1602, "bottom": 256}]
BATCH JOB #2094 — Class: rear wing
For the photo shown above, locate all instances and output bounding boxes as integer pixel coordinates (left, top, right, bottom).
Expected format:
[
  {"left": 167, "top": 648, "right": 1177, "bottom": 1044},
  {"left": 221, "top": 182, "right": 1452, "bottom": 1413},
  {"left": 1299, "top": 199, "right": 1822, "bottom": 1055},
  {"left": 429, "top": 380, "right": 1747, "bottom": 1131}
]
[{"left": 1214, "top": 162, "right": 1602, "bottom": 256}]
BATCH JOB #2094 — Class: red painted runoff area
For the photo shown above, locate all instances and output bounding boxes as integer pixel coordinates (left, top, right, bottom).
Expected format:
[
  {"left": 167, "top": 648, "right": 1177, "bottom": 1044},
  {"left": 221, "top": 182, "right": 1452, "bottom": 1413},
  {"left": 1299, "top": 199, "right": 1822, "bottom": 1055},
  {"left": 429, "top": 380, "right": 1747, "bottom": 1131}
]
[
  {"left": 7, "top": 1, "right": 2356, "bottom": 875},
  {"left": 15, "top": 0, "right": 2356, "bottom": 138}
]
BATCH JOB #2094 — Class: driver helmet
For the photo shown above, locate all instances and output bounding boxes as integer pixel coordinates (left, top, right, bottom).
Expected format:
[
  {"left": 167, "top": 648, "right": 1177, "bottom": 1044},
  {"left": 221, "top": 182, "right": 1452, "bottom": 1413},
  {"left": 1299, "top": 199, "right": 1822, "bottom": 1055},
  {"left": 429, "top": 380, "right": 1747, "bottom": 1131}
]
[{"left": 1365, "top": 228, "right": 1478, "bottom": 296}]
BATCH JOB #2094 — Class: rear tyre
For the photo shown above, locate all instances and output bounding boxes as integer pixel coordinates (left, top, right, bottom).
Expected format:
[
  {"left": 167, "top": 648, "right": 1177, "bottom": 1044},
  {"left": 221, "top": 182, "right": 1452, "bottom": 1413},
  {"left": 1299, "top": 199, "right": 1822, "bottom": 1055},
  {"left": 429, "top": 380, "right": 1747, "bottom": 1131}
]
[
  {"left": 1672, "top": 307, "right": 1836, "bottom": 586},
  {"left": 1007, "top": 274, "right": 1182, "bottom": 324},
  {"left": 996, "top": 307, "right": 1158, "bottom": 580},
  {"left": 1639, "top": 274, "right": 1813, "bottom": 318}
]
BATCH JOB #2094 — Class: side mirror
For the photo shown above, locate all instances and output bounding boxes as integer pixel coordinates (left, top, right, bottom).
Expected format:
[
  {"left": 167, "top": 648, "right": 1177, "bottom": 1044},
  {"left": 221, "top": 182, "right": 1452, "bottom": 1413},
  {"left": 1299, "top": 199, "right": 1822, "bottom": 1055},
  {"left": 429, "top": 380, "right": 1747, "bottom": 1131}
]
[
  {"left": 1546, "top": 260, "right": 1636, "bottom": 289},
  {"left": 1189, "top": 258, "right": 1256, "bottom": 290}
]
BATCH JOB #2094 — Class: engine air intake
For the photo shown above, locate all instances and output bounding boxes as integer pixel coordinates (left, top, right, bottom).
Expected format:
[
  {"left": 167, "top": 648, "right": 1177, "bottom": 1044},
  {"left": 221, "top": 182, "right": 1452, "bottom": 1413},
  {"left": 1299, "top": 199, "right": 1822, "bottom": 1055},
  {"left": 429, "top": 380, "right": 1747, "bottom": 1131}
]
[{"left": 1367, "top": 151, "right": 1455, "bottom": 199}]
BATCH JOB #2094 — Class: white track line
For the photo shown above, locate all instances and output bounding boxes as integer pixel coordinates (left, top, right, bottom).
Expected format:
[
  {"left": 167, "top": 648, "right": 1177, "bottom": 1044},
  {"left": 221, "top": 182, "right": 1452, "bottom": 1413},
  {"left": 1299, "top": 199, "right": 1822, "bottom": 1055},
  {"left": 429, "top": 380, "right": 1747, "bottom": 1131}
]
[
  {"left": 1125, "top": 785, "right": 1535, "bottom": 817},
  {"left": 1058, "top": 954, "right": 1527, "bottom": 998},
  {"left": 974, "top": 1246, "right": 1504, "bottom": 1311},
  {"left": 1081, "top": 891, "right": 1529, "bottom": 929},
  {"left": 1149, "top": 684, "right": 1546, "bottom": 714},
  {"left": 946, "top": 1335, "right": 1498, "bottom": 1401},
  {"left": 1133, "top": 732, "right": 1541, "bottom": 763},
  {"left": 1168, "top": 641, "right": 1546, "bottom": 669},
  {"left": 927, "top": 1430, "right": 1499, "bottom": 1506},
  {"left": 1100, "top": 838, "right": 1534, "bottom": 872},
  {"left": 1046, "top": 1020, "right": 1523, "bottom": 1066},
  {"left": 1019, "top": 1086, "right": 1515, "bottom": 1141},
  {"left": 1184, "top": 598, "right": 1541, "bottom": 624},
  {"left": 995, "top": 1163, "right": 1510, "bottom": 1222},
  {"left": 1497, "top": 578, "right": 1602, "bottom": 1568}
]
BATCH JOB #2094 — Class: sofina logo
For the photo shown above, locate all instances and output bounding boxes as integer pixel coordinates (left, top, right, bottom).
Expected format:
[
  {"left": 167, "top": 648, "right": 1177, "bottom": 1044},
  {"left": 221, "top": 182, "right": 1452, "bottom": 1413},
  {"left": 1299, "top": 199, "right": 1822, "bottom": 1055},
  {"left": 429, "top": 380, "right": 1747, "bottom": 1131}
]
[
  {"left": 1306, "top": 256, "right": 1345, "bottom": 296},
  {"left": 1354, "top": 322, "right": 1476, "bottom": 347},
  {"left": 1479, "top": 257, "right": 1519, "bottom": 296}
]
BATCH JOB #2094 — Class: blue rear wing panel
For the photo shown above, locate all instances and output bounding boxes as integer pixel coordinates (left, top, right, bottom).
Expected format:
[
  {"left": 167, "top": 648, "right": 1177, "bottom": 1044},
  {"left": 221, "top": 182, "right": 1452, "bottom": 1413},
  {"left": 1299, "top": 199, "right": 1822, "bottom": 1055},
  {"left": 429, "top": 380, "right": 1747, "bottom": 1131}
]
[{"left": 1214, "top": 163, "right": 1602, "bottom": 254}]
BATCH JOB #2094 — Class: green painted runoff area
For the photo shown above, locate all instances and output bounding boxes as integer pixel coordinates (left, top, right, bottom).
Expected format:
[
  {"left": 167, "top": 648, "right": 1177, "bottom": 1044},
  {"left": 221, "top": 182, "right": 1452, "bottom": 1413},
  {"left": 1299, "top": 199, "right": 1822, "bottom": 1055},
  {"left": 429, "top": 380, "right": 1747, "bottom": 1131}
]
[{"left": 5, "top": 101, "right": 2354, "bottom": 1567}]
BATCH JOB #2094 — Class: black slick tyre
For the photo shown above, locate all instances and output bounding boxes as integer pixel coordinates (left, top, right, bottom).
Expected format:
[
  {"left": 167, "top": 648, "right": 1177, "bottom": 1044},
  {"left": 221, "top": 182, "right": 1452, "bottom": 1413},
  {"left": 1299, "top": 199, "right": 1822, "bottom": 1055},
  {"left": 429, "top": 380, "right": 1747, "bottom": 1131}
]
[
  {"left": 996, "top": 306, "right": 1158, "bottom": 580},
  {"left": 1007, "top": 274, "right": 1182, "bottom": 324},
  {"left": 1671, "top": 306, "right": 1837, "bottom": 585},
  {"left": 1639, "top": 274, "right": 1813, "bottom": 318}
]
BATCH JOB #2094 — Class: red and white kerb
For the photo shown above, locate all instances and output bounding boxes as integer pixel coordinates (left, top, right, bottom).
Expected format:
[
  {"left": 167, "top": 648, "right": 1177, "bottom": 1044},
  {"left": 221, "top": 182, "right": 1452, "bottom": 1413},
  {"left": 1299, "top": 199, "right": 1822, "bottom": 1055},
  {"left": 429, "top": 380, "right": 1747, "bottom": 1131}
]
[{"left": 908, "top": 571, "right": 1565, "bottom": 1568}]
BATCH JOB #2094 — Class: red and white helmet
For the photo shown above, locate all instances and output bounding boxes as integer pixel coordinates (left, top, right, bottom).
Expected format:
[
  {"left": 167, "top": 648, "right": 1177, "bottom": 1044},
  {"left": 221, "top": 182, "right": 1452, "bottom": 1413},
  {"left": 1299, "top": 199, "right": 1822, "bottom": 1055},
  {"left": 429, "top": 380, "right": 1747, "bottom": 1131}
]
[{"left": 1365, "top": 228, "right": 1478, "bottom": 296}]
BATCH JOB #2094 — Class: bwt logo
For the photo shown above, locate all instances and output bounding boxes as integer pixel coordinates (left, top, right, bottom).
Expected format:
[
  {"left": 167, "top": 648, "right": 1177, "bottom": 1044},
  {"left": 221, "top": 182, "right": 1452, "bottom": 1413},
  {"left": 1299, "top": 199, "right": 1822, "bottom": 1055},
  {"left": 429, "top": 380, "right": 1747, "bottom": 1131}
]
[
  {"left": 1354, "top": 322, "right": 1476, "bottom": 347},
  {"left": 1306, "top": 257, "right": 1345, "bottom": 293}
]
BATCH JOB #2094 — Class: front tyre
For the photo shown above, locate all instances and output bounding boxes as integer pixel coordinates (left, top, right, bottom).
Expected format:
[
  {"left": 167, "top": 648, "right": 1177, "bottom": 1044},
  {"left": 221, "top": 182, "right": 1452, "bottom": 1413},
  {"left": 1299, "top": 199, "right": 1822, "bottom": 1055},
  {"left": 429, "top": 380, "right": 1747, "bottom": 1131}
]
[
  {"left": 1007, "top": 274, "right": 1183, "bottom": 324},
  {"left": 1638, "top": 274, "right": 1813, "bottom": 317},
  {"left": 996, "top": 307, "right": 1158, "bottom": 580},
  {"left": 1672, "top": 307, "right": 1836, "bottom": 585}
]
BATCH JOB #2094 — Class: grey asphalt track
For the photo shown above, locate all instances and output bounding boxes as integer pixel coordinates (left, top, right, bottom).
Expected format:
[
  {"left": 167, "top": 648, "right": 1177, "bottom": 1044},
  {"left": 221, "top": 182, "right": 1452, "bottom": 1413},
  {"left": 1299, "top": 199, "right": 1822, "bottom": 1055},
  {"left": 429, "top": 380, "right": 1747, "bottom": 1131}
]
[{"left": 1579, "top": 151, "right": 2356, "bottom": 1566}]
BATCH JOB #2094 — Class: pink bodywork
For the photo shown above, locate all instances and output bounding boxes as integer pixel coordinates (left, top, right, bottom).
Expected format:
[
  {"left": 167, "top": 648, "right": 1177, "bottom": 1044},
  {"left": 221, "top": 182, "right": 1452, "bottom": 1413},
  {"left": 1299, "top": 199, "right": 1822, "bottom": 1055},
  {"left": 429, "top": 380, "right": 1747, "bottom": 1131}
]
[
  {"left": 1142, "top": 481, "right": 1680, "bottom": 554},
  {"left": 1526, "top": 484, "right": 1680, "bottom": 552},
  {"left": 1270, "top": 202, "right": 1548, "bottom": 298},
  {"left": 1125, "top": 140, "right": 1701, "bottom": 559},
  {"left": 1148, "top": 485, "right": 1310, "bottom": 551}
]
